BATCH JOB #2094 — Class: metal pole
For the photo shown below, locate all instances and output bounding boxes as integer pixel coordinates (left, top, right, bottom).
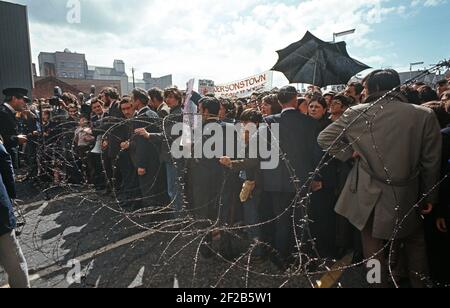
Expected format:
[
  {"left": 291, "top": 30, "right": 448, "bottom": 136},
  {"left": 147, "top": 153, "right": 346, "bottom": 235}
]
[{"left": 132, "top": 67, "right": 136, "bottom": 88}]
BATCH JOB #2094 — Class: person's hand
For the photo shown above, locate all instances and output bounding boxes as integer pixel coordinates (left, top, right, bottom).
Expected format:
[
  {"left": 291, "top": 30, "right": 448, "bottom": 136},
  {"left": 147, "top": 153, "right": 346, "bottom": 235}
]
[
  {"left": 422, "top": 203, "right": 433, "bottom": 215},
  {"left": 83, "top": 135, "right": 95, "bottom": 142},
  {"left": 17, "top": 135, "right": 28, "bottom": 145},
  {"left": 120, "top": 141, "right": 130, "bottom": 150},
  {"left": 352, "top": 151, "right": 360, "bottom": 159},
  {"left": 311, "top": 181, "right": 323, "bottom": 192},
  {"left": 137, "top": 168, "right": 146, "bottom": 176},
  {"left": 219, "top": 156, "right": 232, "bottom": 168},
  {"left": 437, "top": 218, "right": 448, "bottom": 233},
  {"left": 32, "top": 131, "right": 39, "bottom": 136},
  {"left": 102, "top": 140, "right": 108, "bottom": 150},
  {"left": 134, "top": 128, "right": 150, "bottom": 139}
]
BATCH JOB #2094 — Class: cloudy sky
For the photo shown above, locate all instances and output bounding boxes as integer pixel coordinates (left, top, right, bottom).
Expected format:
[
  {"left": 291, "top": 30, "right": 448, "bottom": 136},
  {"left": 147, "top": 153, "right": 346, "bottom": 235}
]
[{"left": 6, "top": 0, "right": 450, "bottom": 87}]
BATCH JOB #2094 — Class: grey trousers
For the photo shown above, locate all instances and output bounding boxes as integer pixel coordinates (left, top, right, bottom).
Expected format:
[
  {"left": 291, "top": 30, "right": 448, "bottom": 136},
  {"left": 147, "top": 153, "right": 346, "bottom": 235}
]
[
  {"left": 0, "top": 231, "right": 30, "bottom": 288},
  {"left": 362, "top": 217, "right": 429, "bottom": 288}
]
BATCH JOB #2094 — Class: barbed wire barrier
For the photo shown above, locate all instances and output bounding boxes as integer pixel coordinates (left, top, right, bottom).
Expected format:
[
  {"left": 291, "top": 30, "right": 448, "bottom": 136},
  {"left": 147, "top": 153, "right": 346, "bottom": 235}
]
[{"left": 15, "top": 61, "right": 450, "bottom": 288}]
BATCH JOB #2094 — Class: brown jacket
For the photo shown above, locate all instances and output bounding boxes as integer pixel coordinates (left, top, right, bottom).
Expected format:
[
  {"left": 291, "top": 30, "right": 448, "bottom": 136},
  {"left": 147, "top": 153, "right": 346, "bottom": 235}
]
[{"left": 318, "top": 92, "right": 442, "bottom": 239}]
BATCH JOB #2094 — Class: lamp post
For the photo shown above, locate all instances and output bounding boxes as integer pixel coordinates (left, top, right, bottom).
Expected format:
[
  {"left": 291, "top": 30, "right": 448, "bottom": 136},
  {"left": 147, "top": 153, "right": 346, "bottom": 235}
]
[
  {"left": 333, "top": 29, "right": 356, "bottom": 43},
  {"left": 132, "top": 67, "right": 136, "bottom": 88},
  {"left": 410, "top": 62, "right": 424, "bottom": 79}
]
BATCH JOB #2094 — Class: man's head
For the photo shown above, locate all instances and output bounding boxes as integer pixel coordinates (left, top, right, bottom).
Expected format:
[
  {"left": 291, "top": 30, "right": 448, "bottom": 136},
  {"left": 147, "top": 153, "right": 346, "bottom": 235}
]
[
  {"left": 163, "top": 87, "right": 183, "bottom": 109},
  {"left": 277, "top": 86, "right": 298, "bottom": 108},
  {"left": 68, "top": 104, "right": 80, "bottom": 119},
  {"left": 418, "top": 85, "right": 439, "bottom": 104},
  {"left": 91, "top": 98, "right": 105, "bottom": 116},
  {"left": 239, "top": 109, "right": 263, "bottom": 144},
  {"left": 100, "top": 87, "right": 119, "bottom": 107},
  {"left": 323, "top": 91, "right": 336, "bottom": 108},
  {"left": 362, "top": 69, "right": 401, "bottom": 97},
  {"left": 79, "top": 114, "right": 90, "bottom": 127},
  {"left": 120, "top": 97, "right": 135, "bottom": 119},
  {"left": 330, "top": 94, "right": 353, "bottom": 116},
  {"left": 148, "top": 88, "right": 164, "bottom": 109},
  {"left": 78, "top": 92, "right": 85, "bottom": 104},
  {"left": 62, "top": 92, "right": 78, "bottom": 107},
  {"left": 413, "top": 82, "right": 426, "bottom": 91},
  {"left": 3, "top": 88, "right": 28, "bottom": 112},
  {"left": 436, "top": 79, "right": 449, "bottom": 97},
  {"left": 198, "top": 97, "right": 220, "bottom": 122},
  {"left": 344, "top": 82, "right": 364, "bottom": 102},
  {"left": 131, "top": 88, "right": 149, "bottom": 110},
  {"left": 441, "top": 90, "right": 450, "bottom": 102},
  {"left": 308, "top": 97, "right": 328, "bottom": 120}
]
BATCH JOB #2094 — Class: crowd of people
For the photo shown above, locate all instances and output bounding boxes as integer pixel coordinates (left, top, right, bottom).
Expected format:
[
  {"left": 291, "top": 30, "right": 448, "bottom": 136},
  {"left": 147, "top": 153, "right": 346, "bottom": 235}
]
[{"left": 0, "top": 69, "right": 449, "bottom": 288}]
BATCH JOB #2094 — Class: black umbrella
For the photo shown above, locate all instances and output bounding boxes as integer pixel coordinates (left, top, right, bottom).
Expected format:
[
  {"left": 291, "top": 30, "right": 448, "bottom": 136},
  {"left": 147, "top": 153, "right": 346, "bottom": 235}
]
[{"left": 272, "top": 31, "right": 371, "bottom": 87}]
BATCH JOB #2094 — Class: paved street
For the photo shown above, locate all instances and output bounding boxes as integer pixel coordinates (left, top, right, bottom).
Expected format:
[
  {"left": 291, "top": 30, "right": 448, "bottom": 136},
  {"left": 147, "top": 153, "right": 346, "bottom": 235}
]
[{"left": 0, "top": 181, "right": 368, "bottom": 289}]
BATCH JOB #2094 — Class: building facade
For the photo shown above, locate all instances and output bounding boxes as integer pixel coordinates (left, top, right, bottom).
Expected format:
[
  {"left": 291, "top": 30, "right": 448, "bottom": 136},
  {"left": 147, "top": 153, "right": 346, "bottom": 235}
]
[
  {"left": 87, "top": 60, "right": 129, "bottom": 95},
  {"left": 38, "top": 49, "right": 88, "bottom": 79},
  {"left": 131, "top": 73, "right": 173, "bottom": 91},
  {"left": 33, "top": 76, "right": 121, "bottom": 99}
]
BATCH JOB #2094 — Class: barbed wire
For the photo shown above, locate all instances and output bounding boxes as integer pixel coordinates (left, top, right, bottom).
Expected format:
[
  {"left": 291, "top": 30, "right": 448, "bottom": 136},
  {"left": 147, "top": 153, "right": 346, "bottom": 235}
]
[{"left": 12, "top": 60, "right": 450, "bottom": 288}]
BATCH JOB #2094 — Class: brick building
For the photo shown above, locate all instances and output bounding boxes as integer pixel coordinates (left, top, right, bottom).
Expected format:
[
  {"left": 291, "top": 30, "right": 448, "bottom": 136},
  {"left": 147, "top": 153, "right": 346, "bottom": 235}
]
[{"left": 33, "top": 76, "right": 121, "bottom": 99}]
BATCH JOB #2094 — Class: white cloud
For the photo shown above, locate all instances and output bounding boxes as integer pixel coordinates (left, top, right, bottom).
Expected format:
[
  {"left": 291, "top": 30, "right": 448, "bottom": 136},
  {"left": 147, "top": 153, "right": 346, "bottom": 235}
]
[
  {"left": 24, "top": 0, "right": 418, "bottom": 88},
  {"left": 412, "top": 0, "right": 447, "bottom": 7}
]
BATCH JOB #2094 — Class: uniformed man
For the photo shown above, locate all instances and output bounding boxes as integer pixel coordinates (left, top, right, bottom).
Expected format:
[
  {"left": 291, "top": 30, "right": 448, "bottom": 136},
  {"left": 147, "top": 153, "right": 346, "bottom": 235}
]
[{"left": 0, "top": 88, "right": 29, "bottom": 169}]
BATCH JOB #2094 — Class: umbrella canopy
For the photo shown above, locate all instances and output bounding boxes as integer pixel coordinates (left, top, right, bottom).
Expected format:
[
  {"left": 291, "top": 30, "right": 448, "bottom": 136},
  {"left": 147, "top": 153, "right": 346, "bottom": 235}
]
[{"left": 272, "top": 31, "right": 371, "bottom": 87}]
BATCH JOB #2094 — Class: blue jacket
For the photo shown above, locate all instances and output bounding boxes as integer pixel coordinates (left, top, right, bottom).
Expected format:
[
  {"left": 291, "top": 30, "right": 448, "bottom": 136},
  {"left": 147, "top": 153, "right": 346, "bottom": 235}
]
[{"left": 0, "top": 143, "right": 17, "bottom": 236}]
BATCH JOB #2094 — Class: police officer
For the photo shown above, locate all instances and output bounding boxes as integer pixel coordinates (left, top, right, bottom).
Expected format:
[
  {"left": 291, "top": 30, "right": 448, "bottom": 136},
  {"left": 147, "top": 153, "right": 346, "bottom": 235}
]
[{"left": 0, "top": 88, "right": 29, "bottom": 169}]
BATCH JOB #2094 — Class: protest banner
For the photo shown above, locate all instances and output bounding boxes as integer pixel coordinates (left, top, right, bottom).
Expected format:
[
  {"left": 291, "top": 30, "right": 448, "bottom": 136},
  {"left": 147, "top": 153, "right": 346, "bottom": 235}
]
[{"left": 215, "top": 71, "right": 273, "bottom": 98}]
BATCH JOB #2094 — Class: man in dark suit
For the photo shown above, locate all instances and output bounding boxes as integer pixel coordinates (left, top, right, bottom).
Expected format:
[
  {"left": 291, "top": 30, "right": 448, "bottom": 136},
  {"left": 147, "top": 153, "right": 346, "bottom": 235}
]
[
  {"left": 135, "top": 87, "right": 185, "bottom": 216},
  {"left": 0, "top": 88, "right": 29, "bottom": 169},
  {"left": 431, "top": 123, "right": 450, "bottom": 283},
  {"left": 129, "top": 88, "right": 165, "bottom": 208},
  {"left": 100, "top": 87, "right": 123, "bottom": 193},
  {"left": 263, "top": 86, "right": 321, "bottom": 269},
  {"left": 0, "top": 141, "right": 30, "bottom": 288},
  {"left": 437, "top": 124, "right": 450, "bottom": 231},
  {"left": 115, "top": 97, "right": 140, "bottom": 209},
  {"left": 148, "top": 88, "right": 170, "bottom": 118},
  {"left": 88, "top": 98, "right": 107, "bottom": 190},
  {"left": 188, "top": 97, "right": 239, "bottom": 258}
]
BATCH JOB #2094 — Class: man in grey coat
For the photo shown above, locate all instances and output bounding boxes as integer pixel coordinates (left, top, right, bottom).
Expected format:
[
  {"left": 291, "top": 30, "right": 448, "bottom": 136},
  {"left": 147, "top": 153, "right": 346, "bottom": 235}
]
[{"left": 318, "top": 69, "right": 442, "bottom": 288}]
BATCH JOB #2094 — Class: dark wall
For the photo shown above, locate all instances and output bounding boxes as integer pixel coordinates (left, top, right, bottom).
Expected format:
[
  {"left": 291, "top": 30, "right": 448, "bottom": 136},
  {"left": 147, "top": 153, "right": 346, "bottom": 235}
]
[{"left": 0, "top": 1, "right": 33, "bottom": 101}]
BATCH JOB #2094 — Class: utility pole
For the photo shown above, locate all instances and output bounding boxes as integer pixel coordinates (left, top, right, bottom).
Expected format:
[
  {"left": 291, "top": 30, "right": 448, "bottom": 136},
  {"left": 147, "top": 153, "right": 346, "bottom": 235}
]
[{"left": 132, "top": 67, "right": 136, "bottom": 88}]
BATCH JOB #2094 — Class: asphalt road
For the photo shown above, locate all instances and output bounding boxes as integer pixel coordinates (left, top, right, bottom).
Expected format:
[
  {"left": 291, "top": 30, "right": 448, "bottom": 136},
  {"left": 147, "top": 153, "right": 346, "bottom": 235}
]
[{"left": 0, "top": 180, "right": 368, "bottom": 289}]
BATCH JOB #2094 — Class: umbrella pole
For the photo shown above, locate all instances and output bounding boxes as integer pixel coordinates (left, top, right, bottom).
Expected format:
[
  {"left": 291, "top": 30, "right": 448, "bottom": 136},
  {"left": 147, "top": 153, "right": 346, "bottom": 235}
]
[{"left": 313, "top": 54, "right": 318, "bottom": 86}]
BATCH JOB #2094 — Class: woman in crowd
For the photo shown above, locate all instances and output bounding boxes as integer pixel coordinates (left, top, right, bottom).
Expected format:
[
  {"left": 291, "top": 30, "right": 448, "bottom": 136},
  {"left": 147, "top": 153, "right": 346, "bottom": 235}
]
[
  {"left": 261, "top": 94, "right": 282, "bottom": 117},
  {"left": 308, "top": 95, "right": 345, "bottom": 258},
  {"left": 308, "top": 97, "right": 332, "bottom": 131}
]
